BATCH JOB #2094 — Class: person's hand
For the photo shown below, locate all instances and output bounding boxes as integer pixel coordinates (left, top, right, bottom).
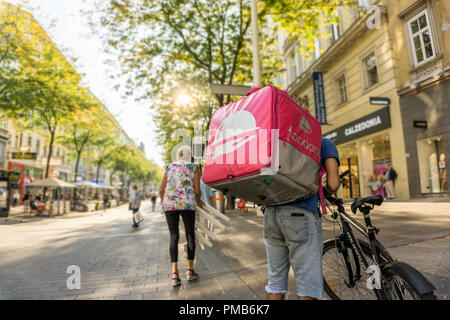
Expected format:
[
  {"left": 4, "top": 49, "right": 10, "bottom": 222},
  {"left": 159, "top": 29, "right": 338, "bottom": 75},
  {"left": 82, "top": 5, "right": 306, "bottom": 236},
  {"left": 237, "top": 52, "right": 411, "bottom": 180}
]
[
  {"left": 323, "top": 186, "right": 332, "bottom": 197},
  {"left": 196, "top": 199, "right": 206, "bottom": 209}
]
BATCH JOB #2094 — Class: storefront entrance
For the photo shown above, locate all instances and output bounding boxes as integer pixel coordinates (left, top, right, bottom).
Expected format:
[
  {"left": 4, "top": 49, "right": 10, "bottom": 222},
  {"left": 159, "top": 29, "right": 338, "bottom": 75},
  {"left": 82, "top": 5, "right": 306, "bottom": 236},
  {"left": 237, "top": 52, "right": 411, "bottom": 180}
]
[
  {"left": 417, "top": 136, "right": 447, "bottom": 194},
  {"left": 337, "top": 143, "right": 360, "bottom": 199},
  {"left": 360, "top": 134, "right": 392, "bottom": 197}
]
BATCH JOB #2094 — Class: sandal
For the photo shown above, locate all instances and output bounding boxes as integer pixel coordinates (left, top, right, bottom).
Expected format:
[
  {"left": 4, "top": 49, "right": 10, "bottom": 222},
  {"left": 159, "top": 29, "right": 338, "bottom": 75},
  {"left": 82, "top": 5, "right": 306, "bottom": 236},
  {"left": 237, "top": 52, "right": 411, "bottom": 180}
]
[
  {"left": 171, "top": 272, "right": 181, "bottom": 287},
  {"left": 186, "top": 269, "right": 199, "bottom": 281}
]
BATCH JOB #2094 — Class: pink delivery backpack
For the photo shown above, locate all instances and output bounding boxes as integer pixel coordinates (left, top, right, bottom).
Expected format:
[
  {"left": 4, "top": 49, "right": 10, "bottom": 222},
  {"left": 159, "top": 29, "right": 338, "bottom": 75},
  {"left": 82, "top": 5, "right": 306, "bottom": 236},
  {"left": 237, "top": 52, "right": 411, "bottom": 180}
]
[{"left": 202, "top": 85, "right": 324, "bottom": 206}]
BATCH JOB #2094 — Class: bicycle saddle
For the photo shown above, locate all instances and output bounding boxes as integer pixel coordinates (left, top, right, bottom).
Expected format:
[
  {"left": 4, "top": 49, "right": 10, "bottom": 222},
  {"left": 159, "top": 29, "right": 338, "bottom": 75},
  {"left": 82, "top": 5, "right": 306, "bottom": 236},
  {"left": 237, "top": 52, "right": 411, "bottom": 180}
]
[{"left": 351, "top": 195, "right": 384, "bottom": 213}]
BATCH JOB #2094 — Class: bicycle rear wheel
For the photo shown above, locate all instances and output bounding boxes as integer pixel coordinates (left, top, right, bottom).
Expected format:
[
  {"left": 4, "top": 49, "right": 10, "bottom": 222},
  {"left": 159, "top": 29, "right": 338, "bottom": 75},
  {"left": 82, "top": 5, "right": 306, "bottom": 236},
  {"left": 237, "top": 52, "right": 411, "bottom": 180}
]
[
  {"left": 322, "top": 238, "right": 381, "bottom": 300},
  {"left": 383, "top": 268, "right": 437, "bottom": 300}
]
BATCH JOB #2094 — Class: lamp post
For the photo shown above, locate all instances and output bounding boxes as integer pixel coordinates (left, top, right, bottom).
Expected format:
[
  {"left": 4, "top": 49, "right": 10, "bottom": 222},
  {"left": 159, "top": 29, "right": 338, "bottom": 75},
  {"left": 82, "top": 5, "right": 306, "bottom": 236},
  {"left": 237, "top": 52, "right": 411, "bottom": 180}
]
[{"left": 251, "top": 0, "right": 262, "bottom": 88}]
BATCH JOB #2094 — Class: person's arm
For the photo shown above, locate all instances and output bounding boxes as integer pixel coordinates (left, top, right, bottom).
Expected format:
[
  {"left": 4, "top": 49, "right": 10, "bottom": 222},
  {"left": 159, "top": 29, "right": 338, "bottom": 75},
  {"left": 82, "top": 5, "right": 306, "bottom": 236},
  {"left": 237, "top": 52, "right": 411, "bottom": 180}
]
[
  {"left": 324, "top": 157, "right": 340, "bottom": 194},
  {"left": 159, "top": 172, "right": 168, "bottom": 203},
  {"left": 194, "top": 166, "right": 205, "bottom": 208}
]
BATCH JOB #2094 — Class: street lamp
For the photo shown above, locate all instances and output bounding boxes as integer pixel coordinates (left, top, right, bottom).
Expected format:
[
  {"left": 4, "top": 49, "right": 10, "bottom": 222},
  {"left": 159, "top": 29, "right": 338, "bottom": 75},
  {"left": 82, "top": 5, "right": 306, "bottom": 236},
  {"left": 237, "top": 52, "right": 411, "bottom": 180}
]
[{"left": 251, "top": 0, "right": 262, "bottom": 87}]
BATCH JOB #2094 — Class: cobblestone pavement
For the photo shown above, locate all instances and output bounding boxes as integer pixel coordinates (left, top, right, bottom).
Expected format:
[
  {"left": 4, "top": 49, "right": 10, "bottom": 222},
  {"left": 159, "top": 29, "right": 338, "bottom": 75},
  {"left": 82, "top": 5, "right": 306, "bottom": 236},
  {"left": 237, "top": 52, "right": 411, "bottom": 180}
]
[
  {"left": 0, "top": 200, "right": 448, "bottom": 300},
  {"left": 0, "top": 202, "right": 236, "bottom": 300}
]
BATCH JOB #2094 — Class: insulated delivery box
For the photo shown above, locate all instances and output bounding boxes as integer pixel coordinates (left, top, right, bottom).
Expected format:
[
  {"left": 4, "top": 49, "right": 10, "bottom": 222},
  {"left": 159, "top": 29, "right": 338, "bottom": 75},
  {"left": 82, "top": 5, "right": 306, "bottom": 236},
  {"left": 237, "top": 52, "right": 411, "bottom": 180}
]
[{"left": 202, "top": 86, "right": 322, "bottom": 206}]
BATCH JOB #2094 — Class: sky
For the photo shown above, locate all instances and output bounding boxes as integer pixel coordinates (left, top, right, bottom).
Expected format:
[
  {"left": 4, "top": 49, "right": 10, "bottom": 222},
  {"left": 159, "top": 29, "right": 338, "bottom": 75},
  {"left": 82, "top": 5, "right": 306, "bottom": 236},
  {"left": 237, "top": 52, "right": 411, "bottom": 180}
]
[{"left": 7, "top": 0, "right": 164, "bottom": 167}]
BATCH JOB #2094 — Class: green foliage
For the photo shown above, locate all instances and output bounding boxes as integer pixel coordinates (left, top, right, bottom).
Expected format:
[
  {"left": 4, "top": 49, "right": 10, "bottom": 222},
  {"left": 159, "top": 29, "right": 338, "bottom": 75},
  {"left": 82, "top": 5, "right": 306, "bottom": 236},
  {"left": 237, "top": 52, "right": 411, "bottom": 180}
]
[
  {"left": 92, "top": 0, "right": 361, "bottom": 162},
  {"left": 0, "top": 2, "right": 163, "bottom": 185},
  {"left": 261, "top": 0, "right": 359, "bottom": 57},
  {"left": 92, "top": 0, "right": 282, "bottom": 162}
]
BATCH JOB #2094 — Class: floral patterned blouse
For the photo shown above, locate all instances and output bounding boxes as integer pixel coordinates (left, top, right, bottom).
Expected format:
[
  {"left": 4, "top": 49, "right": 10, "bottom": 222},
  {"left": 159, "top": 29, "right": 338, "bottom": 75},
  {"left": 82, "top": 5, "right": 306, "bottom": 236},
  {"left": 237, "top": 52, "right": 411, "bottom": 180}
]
[{"left": 163, "top": 161, "right": 197, "bottom": 211}]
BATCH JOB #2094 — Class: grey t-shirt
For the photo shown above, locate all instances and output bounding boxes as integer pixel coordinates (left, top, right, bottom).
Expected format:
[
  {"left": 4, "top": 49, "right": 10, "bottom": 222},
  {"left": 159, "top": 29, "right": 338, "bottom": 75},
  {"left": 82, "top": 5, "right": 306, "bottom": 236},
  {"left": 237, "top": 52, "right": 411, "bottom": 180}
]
[{"left": 129, "top": 190, "right": 141, "bottom": 209}]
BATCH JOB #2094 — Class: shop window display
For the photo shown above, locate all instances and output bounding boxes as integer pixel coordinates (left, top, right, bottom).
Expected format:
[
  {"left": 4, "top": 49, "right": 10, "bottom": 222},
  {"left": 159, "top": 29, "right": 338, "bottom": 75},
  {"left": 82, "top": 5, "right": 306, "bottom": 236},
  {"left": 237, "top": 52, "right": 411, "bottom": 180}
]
[
  {"left": 417, "top": 136, "right": 447, "bottom": 193},
  {"left": 360, "top": 135, "right": 392, "bottom": 198},
  {"left": 337, "top": 143, "right": 360, "bottom": 199}
]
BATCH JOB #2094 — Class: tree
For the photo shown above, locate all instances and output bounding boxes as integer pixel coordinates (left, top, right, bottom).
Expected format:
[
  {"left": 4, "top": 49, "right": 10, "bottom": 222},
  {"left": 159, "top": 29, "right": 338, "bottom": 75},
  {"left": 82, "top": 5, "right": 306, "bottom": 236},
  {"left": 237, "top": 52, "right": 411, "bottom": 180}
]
[
  {"left": 0, "top": 2, "right": 90, "bottom": 178},
  {"left": 91, "top": 0, "right": 361, "bottom": 163},
  {"left": 261, "top": 0, "right": 359, "bottom": 56},
  {"left": 91, "top": 0, "right": 273, "bottom": 105},
  {"left": 89, "top": 0, "right": 281, "bottom": 164},
  {"left": 107, "top": 143, "right": 136, "bottom": 186},
  {"left": 90, "top": 134, "right": 118, "bottom": 183},
  {"left": 58, "top": 98, "right": 106, "bottom": 182}
]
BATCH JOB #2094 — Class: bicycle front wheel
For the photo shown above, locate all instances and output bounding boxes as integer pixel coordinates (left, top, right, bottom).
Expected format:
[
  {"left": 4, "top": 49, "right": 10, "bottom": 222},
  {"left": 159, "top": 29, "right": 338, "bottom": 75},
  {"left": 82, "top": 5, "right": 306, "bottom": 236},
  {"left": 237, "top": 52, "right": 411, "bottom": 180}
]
[{"left": 322, "top": 239, "right": 379, "bottom": 300}]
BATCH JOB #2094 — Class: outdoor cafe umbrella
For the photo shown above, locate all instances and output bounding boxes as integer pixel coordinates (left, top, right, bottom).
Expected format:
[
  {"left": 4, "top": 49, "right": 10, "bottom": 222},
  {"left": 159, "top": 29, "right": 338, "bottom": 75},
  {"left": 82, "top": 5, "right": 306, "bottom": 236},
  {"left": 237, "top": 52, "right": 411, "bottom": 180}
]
[
  {"left": 27, "top": 177, "right": 75, "bottom": 188},
  {"left": 27, "top": 178, "right": 75, "bottom": 215}
]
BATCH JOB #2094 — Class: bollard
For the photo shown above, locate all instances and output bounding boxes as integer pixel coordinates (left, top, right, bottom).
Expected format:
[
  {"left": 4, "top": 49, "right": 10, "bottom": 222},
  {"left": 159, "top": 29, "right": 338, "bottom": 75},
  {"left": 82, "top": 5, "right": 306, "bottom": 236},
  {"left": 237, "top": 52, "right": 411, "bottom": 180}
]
[{"left": 214, "top": 191, "right": 225, "bottom": 214}]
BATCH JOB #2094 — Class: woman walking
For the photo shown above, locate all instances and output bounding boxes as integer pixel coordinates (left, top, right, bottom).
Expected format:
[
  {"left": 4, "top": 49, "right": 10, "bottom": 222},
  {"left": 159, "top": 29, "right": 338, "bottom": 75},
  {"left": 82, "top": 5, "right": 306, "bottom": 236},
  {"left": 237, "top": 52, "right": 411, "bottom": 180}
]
[{"left": 159, "top": 145, "right": 204, "bottom": 286}]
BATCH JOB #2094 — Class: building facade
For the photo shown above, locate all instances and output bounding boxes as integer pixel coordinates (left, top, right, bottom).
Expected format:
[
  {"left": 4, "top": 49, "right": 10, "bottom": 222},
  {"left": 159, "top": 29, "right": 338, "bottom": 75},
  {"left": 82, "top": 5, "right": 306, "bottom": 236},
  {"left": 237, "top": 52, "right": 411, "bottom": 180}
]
[
  {"left": 0, "top": 4, "right": 142, "bottom": 201},
  {"left": 387, "top": 0, "right": 450, "bottom": 198},
  {"left": 278, "top": 2, "right": 411, "bottom": 199}
]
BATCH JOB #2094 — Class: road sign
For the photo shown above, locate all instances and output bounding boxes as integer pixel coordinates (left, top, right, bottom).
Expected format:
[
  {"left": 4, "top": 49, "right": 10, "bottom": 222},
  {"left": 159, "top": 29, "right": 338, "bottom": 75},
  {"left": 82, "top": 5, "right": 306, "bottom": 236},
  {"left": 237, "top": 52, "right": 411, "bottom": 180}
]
[
  {"left": 12, "top": 152, "right": 37, "bottom": 160},
  {"left": 210, "top": 84, "right": 252, "bottom": 96}
]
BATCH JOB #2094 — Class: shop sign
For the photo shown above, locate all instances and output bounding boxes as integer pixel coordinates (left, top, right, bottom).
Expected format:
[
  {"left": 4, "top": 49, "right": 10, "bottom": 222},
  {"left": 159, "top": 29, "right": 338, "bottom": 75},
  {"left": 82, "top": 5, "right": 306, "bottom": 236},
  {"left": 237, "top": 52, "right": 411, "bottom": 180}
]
[
  {"left": 323, "top": 107, "right": 391, "bottom": 145},
  {"left": 12, "top": 152, "right": 37, "bottom": 160},
  {"left": 313, "top": 72, "right": 327, "bottom": 124},
  {"left": 413, "top": 121, "right": 428, "bottom": 129},
  {"left": 9, "top": 171, "right": 21, "bottom": 184}
]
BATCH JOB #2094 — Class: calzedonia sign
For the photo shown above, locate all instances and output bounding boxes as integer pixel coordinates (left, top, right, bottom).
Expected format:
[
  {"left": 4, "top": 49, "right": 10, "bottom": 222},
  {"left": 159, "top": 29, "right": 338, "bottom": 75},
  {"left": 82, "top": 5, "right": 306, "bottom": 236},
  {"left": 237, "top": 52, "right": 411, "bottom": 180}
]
[{"left": 323, "top": 107, "right": 391, "bottom": 145}]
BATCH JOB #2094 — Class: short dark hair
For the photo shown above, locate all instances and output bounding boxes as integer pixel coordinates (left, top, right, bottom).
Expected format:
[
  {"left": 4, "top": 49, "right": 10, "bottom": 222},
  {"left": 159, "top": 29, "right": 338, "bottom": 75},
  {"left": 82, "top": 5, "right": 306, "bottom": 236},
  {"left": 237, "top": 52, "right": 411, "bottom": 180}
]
[{"left": 132, "top": 185, "right": 138, "bottom": 190}]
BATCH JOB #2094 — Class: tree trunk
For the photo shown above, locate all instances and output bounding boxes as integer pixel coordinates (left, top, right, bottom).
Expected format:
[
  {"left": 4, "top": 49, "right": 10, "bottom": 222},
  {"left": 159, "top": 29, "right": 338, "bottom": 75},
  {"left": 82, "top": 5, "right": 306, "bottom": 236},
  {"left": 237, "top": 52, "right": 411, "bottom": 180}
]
[
  {"left": 74, "top": 152, "right": 81, "bottom": 183},
  {"left": 45, "top": 131, "right": 55, "bottom": 179},
  {"left": 96, "top": 162, "right": 102, "bottom": 183},
  {"left": 109, "top": 170, "right": 116, "bottom": 186}
]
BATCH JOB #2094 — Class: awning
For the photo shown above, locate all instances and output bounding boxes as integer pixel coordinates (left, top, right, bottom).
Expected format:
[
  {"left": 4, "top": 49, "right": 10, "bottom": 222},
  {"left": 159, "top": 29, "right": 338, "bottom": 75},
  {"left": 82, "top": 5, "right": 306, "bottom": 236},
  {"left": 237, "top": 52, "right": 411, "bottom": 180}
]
[
  {"left": 74, "top": 181, "right": 99, "bottom": 188},
  {"left": 27, "top": 177, "right": 75, "bottom": 188}
]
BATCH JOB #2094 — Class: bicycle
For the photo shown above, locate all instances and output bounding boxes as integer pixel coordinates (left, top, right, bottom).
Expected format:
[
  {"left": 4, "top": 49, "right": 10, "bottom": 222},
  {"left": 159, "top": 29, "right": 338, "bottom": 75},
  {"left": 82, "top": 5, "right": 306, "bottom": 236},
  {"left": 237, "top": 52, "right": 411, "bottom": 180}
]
[{"left": 321, "top": 171, "right": 437, "bottom": 300}]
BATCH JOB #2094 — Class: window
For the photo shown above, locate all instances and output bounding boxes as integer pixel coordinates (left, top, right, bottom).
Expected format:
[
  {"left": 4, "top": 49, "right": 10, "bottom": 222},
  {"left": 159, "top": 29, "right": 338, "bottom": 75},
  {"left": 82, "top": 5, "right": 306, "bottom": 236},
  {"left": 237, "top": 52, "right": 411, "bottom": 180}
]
[
  {"left": 43, "top": 146, "right": 47, "bottom": 157},
  {"left": 314, "top": 39, "right": 321, "bottom": 60},
  {"left": 336, "top": 74, "right": 348, "bottom": 104},
  {"left": 407, "top": 10, "right": 436, "bottom": 66},
  {"left": 36, "top": 140, "right": 40, "bottom": 156},
  {"left": 331, "top": 11, "right": 341, "bottom": 43},
  {"left": 287, "top": 50, "right": 298, "bottom": 84},
  {"left": 0, "top": 119, "right": 7, "bottom": 129},
  {"left": 0, "top": 141, "right": 5, "bottom": 164},
  {"left": 331, "top": 23, "right": 340, "bottom": 42},
  {"left": 363, "top": 52, "right": 379, "bottom": 89},
  {"left": 15, "top": 134, "right": 19, "bottom": 149},
  {"left": 27, "top": 136, "right": 32, "bottom": 148},
  {"left": 417, "top": 136, "right": 447, "bottom": 193}
]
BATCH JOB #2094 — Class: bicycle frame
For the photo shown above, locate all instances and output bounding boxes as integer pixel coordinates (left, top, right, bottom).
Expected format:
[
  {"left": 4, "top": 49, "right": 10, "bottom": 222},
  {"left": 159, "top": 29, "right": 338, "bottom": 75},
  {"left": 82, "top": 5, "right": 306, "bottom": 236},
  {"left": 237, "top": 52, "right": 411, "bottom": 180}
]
[{"left": 326, "top": 197, "right": 395, "bottom": 298}]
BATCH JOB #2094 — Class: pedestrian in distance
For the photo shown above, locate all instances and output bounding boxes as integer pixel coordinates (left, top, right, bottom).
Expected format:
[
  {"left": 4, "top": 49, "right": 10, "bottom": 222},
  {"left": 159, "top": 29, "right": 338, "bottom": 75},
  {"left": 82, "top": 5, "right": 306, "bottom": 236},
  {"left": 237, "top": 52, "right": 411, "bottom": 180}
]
[
  {"left": 103, "top": 193, "right": 109, "bottom": 211},
  {"left": 159, "top": 145, "right": 205, "bottom": 287},
  {"left": 238, "top": 199, "right": 248, "bottom": 215},
  {"left": 151, "top": 192, "right": 157, "bottom": 212},
  {"left": 13, "top": 190, "right": 20, "bottom": 208},
  {"left": 129, "top": 185, "right": 142, "bottom": 228},
  {"left": 384, "top": 164, "right": 397, "bottom": 199},
  {"left": 263, "top": 138, "right": 340, "bottom": 300}
]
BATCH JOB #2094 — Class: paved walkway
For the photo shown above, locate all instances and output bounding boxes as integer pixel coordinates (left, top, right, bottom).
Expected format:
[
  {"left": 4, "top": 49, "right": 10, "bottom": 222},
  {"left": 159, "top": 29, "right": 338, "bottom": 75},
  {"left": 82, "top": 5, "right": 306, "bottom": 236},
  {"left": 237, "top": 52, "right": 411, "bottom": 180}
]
[
  {"left": 0, "top": 202, "right": 252, "bottom": 300},
  {"left": 0, "top": 200, "right": 448, "bottom": 300}
]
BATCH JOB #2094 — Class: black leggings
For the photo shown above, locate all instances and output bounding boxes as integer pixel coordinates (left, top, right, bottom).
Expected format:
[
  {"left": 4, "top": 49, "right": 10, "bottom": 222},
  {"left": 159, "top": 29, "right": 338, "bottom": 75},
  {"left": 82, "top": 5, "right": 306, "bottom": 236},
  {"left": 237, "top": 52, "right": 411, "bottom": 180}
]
[{"left": 165, "top": 210, "right": 196, "bottom": 263}]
